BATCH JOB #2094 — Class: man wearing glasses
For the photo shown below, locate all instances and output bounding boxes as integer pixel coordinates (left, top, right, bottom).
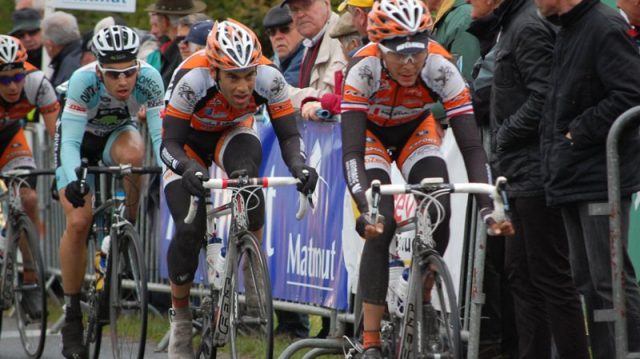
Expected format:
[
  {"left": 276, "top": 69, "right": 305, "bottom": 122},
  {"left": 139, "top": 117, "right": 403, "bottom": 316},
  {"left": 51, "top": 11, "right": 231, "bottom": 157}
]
[
  {"left": 54, "top": 25, "right": 164, "bottom": 359},
  {"left": 263, "top": 5, "right": 305, "bottom": 87},
  {"left": 9, "top": 8, "right": 43, "bottom": 70}
]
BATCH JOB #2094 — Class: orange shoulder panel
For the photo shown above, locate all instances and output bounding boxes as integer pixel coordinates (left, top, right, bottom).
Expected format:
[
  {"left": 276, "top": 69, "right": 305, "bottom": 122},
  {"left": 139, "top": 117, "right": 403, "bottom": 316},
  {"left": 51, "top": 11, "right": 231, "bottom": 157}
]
[
  {"left": 352, "top": 42, "right": 380, "bottom": 58},
  {"left": 427, "top": 40, "right": 453, "bottom": 60},
  {"left": 181, "top": 52, "right": 211, "bottom": 70}
]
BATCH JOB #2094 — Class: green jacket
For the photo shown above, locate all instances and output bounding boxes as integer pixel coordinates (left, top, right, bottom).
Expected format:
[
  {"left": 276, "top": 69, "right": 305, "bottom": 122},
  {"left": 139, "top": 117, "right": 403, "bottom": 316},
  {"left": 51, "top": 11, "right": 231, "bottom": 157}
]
[{"left": 431, "top": 0, "right": 481, "bottom": 122}]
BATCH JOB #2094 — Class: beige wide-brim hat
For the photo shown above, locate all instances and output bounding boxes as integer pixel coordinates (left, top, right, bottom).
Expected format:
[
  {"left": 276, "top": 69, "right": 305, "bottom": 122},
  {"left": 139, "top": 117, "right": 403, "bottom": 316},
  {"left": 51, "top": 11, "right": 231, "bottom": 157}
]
[{"left": 146, "top": 0, "right": 207, "bottom": 15}]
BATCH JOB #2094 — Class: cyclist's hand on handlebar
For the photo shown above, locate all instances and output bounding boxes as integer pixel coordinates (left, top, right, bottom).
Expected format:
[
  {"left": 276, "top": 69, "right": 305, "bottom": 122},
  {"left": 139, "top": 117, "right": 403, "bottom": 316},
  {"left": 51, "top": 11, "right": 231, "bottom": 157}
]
[
  {"left": 65, "top": 180, "right": 89, "bottom": 208},
  {"left": 291, "top": 164, "right": 318, "bottom": 195},
  {"left": 182, "top": 162, "right": 209, "bottom": 198},
  {"left": 356, "top": 212, "right": 384, "bottom": 240}
]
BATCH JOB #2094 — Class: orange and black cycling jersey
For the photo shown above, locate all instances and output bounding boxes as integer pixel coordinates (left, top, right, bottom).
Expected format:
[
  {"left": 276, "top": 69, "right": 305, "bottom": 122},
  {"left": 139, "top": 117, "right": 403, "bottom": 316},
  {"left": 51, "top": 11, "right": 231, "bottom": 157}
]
[
  {"left": 0, "top": 62, "right": 58, "bottom": 131},
  {"left": 341, "top": 41, "right": 473, "bottom": 126}
]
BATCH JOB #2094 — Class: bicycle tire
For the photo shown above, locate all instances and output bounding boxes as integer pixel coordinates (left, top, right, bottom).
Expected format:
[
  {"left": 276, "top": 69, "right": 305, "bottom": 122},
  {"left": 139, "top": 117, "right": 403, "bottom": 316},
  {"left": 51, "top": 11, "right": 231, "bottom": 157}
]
[
  {"left": 228, "top": 232, "right": 273, "bottom": 359},
  {"left": 399, "top": 254, "right": 461, "bottom": 359},
  {"left": 11, "top": 214, "right": 46, "bottom": 359},
  {"left": 84, "top": 234, "right": 105, "bottom": 359},
  {"left": 109, "top": 223, "right": 148, "bottom": 359}
]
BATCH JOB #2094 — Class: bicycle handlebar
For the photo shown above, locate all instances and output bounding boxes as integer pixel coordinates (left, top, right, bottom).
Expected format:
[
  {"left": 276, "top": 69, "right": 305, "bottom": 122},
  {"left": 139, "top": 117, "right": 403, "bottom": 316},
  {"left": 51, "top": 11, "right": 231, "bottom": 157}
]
[
  {"left": 365, "top": 176, "right": 509, "bottom": 233},
  {"left": 0, "top": 168, "right": 56, "bottom": 179},
  {"left": 184, "top": 176, "right": 310, "bottom": 224}
]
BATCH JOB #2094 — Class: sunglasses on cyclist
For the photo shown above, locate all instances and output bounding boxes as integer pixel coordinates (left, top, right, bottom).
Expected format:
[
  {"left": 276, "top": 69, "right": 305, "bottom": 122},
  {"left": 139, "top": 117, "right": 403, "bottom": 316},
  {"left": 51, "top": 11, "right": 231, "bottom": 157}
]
[
  {"left": 97, "top": 62, "right": 139, "bottom": 80},
  {"left": 266, "top": 25, "right": 292, "bottom": 37},
  {"left": 379, "top": 43, "right": 424, "bottom": 65},
  {"left": 0, "top": 72, "right": 26, "bottom": 86}
]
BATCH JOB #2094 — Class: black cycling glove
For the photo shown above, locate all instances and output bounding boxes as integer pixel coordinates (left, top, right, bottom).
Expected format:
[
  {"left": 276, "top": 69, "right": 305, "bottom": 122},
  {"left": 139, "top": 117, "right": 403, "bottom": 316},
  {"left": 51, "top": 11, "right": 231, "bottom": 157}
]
[
  {"left": 291, "top": 164, "right": 319, "bottom": 195},
  {"left": 65, "top": 180, "right": 89, "bottom": 208},
  {"left": 181, "top": 162, "right": 209, "bottom": 198}
]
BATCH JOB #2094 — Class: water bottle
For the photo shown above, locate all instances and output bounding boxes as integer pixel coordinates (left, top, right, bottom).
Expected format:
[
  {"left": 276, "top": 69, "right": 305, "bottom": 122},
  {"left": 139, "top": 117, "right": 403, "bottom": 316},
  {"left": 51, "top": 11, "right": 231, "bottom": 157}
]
[
  {"left": 395, "top": 268, "right": 410, "bottom": 316},
  {"left": 387, "top": 259, "right": 404, "bottom": 316},
  {"left": 206, "top": 236, "right": 223, "bottom": 285},
  {"left": 212, "top": 246, "right": 227, "bottom": 289}
]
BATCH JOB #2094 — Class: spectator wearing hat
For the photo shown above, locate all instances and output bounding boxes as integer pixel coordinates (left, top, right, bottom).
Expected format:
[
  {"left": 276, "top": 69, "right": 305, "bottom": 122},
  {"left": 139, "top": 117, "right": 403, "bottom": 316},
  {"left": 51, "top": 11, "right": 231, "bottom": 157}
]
[
  {"left": 10, "top": 8, "right": 43, "bottom": 69},
  {"left": 301, "top": 12, "right": 362, "bottom": 120},
  {"left": 146, "top": 0, "right": 207, "bottom": 88},
  {"left": 177, "top": 14, "right": 211, "bottom": 60},
  {"left": 337, "top": 0, "right": 372, "bottom": 48},
  {"left": 184, "top": 20, "right": 213, "bottom": 56},
  {"left": 282, "top": 0, "right": 347, "bottom": 109},
  {"left": 263, "top": 5, "right": 305, "bottom": 86},
  {"left": 15, "top": 0, "right": 44, "bottom": 16},
  {"left": 41, "top": 11, "right": 82, "bottom": 89}
]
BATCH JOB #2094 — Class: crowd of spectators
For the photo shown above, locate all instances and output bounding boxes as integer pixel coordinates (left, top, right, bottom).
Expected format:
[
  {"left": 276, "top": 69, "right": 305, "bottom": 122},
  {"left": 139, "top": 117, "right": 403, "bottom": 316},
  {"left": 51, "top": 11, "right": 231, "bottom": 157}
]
[{"left": 8, "top": 0, "right": 640, "bottom": 356}]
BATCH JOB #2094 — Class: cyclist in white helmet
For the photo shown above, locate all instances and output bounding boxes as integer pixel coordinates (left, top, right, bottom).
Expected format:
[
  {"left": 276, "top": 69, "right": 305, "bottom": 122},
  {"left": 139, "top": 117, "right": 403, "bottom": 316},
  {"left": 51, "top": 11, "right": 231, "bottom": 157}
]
[
  {"left": 0, "top": 34, "right": 59, "bottom": 322},
  {"left": 55, "top": 25, "right": 164, "bottom": 359},
  {"left": 161, "top": 18, "right": 318, "bottom": 358}
]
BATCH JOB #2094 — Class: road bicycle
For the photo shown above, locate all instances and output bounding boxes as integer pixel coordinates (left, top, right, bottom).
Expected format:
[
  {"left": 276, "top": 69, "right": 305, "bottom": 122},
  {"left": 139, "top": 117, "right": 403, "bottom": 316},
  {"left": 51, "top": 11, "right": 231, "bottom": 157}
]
[
  {"left": 349, "top": 177, "right": 508, "bottom": 359},
  {"left": 183, "top": 172, "right": 309, "bottom": 359},
  {"left": 0, "top": 168, "right": 53, "bottom": 358},
  {"left": 76, "top": 163, "right": 161, "bottom": 359}
]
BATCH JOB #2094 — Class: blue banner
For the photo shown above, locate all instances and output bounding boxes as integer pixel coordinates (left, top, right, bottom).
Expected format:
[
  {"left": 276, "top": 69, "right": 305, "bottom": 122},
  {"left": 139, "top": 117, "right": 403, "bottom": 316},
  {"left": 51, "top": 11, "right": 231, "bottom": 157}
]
[{"left": 159, "top": 117, "right": 350, "bottom": 310}]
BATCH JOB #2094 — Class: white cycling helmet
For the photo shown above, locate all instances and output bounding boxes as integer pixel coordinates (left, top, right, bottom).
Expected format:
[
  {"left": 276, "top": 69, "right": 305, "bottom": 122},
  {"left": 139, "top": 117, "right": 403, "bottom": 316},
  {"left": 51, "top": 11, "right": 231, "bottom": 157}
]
[
  {"left": 206, "top": 19, "right": 262, "bottom": 71},
  {"left": 92, "top": 25, "right": 140, "bottom": 64},
  {"left": 368, "top": 0, "right": 432, "bottom": 52},
  {"left": 0, "top": 35, "right": 27, "bottom": 68}
]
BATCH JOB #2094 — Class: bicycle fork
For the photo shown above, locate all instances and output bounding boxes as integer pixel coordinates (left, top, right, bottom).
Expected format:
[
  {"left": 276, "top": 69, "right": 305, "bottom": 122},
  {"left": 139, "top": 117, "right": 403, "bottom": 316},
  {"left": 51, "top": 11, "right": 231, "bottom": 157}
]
[{"left": 212, "top": 237, "right": 240, "bottom": 347}]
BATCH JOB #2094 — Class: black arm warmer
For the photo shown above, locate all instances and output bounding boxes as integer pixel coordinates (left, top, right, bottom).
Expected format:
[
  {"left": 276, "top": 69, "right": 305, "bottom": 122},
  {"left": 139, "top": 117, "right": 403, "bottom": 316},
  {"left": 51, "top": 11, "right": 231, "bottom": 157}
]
[
  {"left": 449, "top": 114, "right": 493, "bottom": 211},
  {"left": 160, "top": 115, "right": 193, "bottom": 175},
  {"left": 271, "top": 112, "right": 305, "bottom": 170},
  {"left": 341, "top": 111, "right": 370, "bottom": 213}
]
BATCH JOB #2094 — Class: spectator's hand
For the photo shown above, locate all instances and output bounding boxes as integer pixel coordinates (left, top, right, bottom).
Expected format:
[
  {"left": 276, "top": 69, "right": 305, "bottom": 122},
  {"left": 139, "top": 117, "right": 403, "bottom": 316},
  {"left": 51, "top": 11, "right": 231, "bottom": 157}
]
[
  {"left": 356, "top": 212, "right": 384, "bottom": 239},
  {"left": 565, "top": 131, "right": 572, "bottom": 141},
  {"left": 301, "top": 101, "right": 322, "bottom": 121},
  {"left": 64, "top": 180, "right": 90, "bottom": 208},
  {"left": 137, "top": 106, "right": 147, "bottom": 123},
  {"left": 182, "top": 162, "right": 210, "bottom": 197},
  {"left": 291, "top": 164, "right": 319, "bottom": 195},
  {"left": 488, "top": 220, "right": 514, "bottom": 236}
]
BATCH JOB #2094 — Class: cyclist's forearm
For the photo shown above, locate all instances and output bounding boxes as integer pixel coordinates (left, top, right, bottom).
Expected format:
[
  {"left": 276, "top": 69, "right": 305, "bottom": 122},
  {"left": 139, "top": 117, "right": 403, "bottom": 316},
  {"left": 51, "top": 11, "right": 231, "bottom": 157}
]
[
  {"left": 146, "top": 106, "right": 163, "bottom": 164},
  {"left": 60, "top": 114, "right": 87, "bottom": 183},
  {"left": 161, "top": 115, "right": 193, "bottom": 174},
  {"left": 449, "top": 114, "right": 493, "bottom": 210},
  {"left": 341, "top": 111, "right": 369, "bottom": 213},
  {"left": 271, "top": 113, "right": 306, "bottom": 169}
]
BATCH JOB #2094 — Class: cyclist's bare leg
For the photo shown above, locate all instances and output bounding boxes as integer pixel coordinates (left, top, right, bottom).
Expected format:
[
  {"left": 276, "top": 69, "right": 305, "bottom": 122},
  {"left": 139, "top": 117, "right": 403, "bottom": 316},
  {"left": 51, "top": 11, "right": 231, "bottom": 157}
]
[
  {"left": 109, "top": 130, "right": 145, "bottom": 222},
  {"left": 59, "top": 188, "right": 92, "bottom": 294}
]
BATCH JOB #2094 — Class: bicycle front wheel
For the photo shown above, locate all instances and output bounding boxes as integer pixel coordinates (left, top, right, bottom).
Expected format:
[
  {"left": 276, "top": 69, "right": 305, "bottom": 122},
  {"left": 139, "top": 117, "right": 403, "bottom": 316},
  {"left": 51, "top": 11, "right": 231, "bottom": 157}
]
[
  {"left": 400, "top": 254, "right": 462, "bottom": 359},
  {"left": 109, "top": 223, "right": 148, "bottom": 359},
  {"left": 228, "top": 232, "right": 274, "bottom": 359},
  {"left": 11, "top": 214, "right": 46, "bottom": 359}
]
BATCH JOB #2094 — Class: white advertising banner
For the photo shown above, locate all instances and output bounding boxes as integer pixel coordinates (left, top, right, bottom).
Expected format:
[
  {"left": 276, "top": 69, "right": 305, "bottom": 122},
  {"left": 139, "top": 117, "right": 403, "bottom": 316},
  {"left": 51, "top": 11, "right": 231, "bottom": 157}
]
[{"left": 50, "top": 0, "right": 136, "bottom": 13}]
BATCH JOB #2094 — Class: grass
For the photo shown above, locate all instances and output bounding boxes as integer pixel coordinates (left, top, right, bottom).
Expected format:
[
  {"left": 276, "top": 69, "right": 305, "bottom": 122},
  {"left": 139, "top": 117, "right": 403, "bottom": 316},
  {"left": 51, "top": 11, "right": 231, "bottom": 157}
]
[{"left": 46, "top": 300, "right": 345, "bottom": 358}]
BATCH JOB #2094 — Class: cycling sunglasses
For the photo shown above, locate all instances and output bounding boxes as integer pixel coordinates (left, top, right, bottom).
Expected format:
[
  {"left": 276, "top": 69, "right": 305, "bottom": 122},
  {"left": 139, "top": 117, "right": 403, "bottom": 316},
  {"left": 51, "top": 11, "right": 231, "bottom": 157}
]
[
  {"left": 0, "top": 72, "right": 26, "bottom": 86},
  {"left": 266, "top": 25, "right": 292, "bottom": 37},
  {"left": 97, "top": 62, "right": 139, "bottom": 80},
  {"left": 378, "top": 43, "right": 423, "bottom": 65}
]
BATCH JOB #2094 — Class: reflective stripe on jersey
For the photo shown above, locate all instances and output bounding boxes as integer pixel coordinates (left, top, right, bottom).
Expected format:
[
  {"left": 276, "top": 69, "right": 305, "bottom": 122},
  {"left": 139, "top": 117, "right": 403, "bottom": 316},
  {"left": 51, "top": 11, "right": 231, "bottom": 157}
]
[
  {"left": 0, "top": 62, "right": 58, "bottom": 131},
  {"left": 341, "top": 41, "right": 473, "bottom": 126},
  {"left": 165, "top": 52, "right": 295, "bottom": 132}
]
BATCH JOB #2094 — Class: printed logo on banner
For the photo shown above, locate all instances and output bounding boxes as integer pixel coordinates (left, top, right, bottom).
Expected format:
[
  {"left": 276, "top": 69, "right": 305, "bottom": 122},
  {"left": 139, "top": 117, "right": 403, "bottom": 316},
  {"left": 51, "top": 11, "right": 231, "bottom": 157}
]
[{"left": 50, "top": 0, "right": 136, "bottom": 13}]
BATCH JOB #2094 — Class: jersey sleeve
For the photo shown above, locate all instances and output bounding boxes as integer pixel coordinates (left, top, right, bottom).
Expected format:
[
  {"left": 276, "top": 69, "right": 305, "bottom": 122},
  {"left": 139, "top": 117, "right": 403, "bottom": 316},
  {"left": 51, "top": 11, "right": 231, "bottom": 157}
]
[
  {"left": 137, "top": 65, "right": 165, "bottom": 164},
  {"left": 341, "top": 56, "right": 380, "bottom": 113},
  {"left": 59, "top": 70, "right": 98, "bottom": 183},
  {"left": 422, "top": 54, "right": 474, "bottom": 119},
  {"left": 165, "top": 68, "right": 209, "bottom": 121},
  {"left": 255, "top": 65, "right": 295, "bottom": 120},
  {"left": 24, "top": 70, "right": 59, "bottom": 114}
]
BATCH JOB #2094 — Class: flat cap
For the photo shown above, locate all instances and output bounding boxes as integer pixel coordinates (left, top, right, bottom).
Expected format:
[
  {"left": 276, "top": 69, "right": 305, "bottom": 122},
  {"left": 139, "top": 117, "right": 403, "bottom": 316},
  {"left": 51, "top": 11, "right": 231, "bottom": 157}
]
[
  {"left": 263, "top": 5, "right": 293, "bottom": 29},
  {"left": 329, "top": 12, "right": 358, "bottom": 39}
]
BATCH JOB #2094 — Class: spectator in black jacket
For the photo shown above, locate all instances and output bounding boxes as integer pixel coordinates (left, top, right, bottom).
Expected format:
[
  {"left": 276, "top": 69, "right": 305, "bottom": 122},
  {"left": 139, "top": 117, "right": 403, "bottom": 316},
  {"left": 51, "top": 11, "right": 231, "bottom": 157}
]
[
  {"left": 536, "top": 0, "right": 640, "bottom": 356},
  {"left": 489, "top": 0, "right": 589, "bottom": 357}
]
